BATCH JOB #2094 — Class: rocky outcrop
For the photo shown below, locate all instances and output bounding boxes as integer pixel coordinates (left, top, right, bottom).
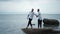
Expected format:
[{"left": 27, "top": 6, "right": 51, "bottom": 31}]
[
  {"left": 43, "top": 18, "right": 59, "bottom": 26},
  {"left": 22, "top": 28, "right": 60, "bottom": 34}
]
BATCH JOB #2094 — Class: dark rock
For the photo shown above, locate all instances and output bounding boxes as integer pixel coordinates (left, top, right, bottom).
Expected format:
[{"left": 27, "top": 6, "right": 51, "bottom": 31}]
[
  {"left": 22, "top": 28, "right": 60, "bottom": 34},
  {"left": 43, "top": 18, "right": 59, "bottom": 26}
]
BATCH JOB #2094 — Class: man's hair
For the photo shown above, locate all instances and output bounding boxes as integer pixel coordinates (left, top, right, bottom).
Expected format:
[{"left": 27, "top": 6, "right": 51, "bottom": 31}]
[
  {"left": 37, "top": 9, "right": 40, "bottom": 11},
  {"left": 32, "top": 8, "right": 34, "bottom": 12}
]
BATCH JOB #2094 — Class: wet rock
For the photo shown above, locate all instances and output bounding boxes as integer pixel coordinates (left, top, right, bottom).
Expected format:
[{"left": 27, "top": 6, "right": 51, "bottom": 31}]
[
  {"left": 43, "top": 18, "right": 59, "bottom": 26},
  {"left": 22, "top": 28, "right": 60, "bottom": 34}
]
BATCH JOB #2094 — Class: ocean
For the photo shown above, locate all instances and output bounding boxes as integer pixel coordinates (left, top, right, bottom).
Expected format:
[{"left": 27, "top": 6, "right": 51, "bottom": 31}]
[{"left": 0, "top": 14, "right": 60, "bottom": 34}]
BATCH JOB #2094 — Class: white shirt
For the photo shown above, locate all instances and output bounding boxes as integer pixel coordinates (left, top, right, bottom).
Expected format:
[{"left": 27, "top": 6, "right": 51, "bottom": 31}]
[
  {"left": 37, "top": 12, "right": 42, "bottom": 20},
  {"left": 27, "top": 11, "right": 34, "bottom": 19}
]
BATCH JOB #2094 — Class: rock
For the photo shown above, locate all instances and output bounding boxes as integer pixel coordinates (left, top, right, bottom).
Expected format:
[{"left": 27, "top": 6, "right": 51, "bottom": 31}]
[
  {"left": 22, "top": 28, "right": 60, "bottom": 34},
  {"left": 43, "top": 18, "right": 59, "bottom": 26}
]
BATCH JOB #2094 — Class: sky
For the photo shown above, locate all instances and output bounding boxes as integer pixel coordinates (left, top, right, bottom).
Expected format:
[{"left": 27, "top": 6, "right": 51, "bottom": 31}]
[{"left": 0, "top": 0, "right": 60, "bottom": 14}]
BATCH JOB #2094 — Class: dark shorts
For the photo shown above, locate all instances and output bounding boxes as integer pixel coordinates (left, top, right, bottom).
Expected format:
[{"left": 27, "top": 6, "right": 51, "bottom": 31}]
[
  {"left": 29, "top": 18, "right": 32, "bottom": 21},
  {"left": 28, "top": 18, "right": 32, "bottom": 24},
  {"left": 38, "top": 19, "right": 42, "bottom": 24}
]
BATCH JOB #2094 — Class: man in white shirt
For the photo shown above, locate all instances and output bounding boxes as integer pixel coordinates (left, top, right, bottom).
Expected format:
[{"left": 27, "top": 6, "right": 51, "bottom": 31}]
[
  {"left": 26, "top": 9, "right": 35, "bottom": 29},
  {"left": 37, "top": 9, "right": 42, "bottom": 28}
]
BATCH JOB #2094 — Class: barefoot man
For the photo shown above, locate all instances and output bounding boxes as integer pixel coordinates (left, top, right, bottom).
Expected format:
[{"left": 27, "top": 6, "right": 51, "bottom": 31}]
[
  {"left": 37, "top": 9, "right": 42, "bottom": 28},
  {"left": 26, "top": 9, "right": 35, "bottom": 29}
]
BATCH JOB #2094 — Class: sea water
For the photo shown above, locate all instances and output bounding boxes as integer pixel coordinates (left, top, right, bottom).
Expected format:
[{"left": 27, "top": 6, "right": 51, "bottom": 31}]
[{"left": 0, "top": 14, "right": 60, "bottom": 34}]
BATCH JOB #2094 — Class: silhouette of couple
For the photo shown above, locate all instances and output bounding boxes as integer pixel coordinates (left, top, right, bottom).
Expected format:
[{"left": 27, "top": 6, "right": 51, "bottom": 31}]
[{"left": 26, "top": 8, "right": 42, "bottom": 29}]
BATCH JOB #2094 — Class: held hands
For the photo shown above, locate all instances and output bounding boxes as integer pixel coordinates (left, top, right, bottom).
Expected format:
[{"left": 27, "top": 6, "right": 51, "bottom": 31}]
[
  {"left": 35, "top": 14, "right": 38, "bottom": 17},
  {"left": 36, "top": 15, "right": 38, "bottom": 17}
]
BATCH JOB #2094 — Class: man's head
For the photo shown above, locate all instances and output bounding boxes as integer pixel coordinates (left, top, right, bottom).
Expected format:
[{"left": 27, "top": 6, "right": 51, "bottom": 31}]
[
  {"left": 31, "top": 8, "right": 34, "bottom": 12},
  {"left": 37, "top": 9, "right": 40, "bottom": 12}
]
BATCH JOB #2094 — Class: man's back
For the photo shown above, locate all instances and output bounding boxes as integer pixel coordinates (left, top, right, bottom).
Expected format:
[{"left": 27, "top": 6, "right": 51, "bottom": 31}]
[
  {"left": 37, "top": 12, "right": 42, "bottom": 20},
  {"left": 28, "top": 11, "right": 34, "bottom": 19}
]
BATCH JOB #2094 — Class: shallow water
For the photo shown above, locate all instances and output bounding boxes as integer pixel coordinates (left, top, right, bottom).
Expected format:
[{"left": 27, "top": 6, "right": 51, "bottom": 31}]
[{"left": 0, "top": 14, "right": 60, "bottom": 34}]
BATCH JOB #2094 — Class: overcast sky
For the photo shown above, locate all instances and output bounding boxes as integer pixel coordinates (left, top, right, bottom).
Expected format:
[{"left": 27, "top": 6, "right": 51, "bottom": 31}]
[{"left": 0, "top": 0, "right": 60, "bottom": 14}]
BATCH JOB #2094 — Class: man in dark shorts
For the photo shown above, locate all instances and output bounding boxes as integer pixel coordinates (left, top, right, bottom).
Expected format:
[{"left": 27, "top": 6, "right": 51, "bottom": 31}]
[
  {"left": 37, "top": 9, "right": 42, "bottom": 28},
  {"left": 26, "top": 9, "right": 34, "bottom": 29}
]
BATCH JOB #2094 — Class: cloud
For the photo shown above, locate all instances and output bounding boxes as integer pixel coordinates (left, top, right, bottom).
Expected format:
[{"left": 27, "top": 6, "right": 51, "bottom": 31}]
[{"left": 0, "top": 0, "right": 60, "bottom": 14}]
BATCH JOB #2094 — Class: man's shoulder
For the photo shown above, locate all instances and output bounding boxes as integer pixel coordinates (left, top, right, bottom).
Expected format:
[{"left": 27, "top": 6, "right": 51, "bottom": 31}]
[
  {"left": 28, "top": 12, "right": 34, "bottom": 14},
  {"left": 29, "top": 11, "right": 32, "bottom": 13},
  {"left": 38, "top": 12, "right": 41, "bottom": 14}
]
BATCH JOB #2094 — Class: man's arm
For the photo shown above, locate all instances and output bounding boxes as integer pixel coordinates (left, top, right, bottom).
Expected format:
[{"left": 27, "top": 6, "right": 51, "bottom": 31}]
[
  {"left": 34, "top": 13, "right": 38, "bottom": 17},
  {"left": 27, "top": 12, "right": 30, "bottom": 19},
  {"left": 38, "top": 12, "right": 41, "bottom": 16},
  {"left": 28, "top": 14, "right": 29, "bottom": 17}
]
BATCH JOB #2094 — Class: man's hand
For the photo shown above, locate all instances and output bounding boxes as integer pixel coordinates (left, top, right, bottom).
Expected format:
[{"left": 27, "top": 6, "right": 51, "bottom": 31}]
[{"left": 36, "top": 16, "right": 38, "bottom": 17}]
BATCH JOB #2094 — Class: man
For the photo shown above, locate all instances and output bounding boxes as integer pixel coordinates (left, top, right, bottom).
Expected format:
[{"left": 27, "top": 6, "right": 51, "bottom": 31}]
[
  {"left": 26, "top": 9, "right": 35, "bottom": 29},
  {"left": 37, "top": 9, "right": 42, "bottom": 28}
]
